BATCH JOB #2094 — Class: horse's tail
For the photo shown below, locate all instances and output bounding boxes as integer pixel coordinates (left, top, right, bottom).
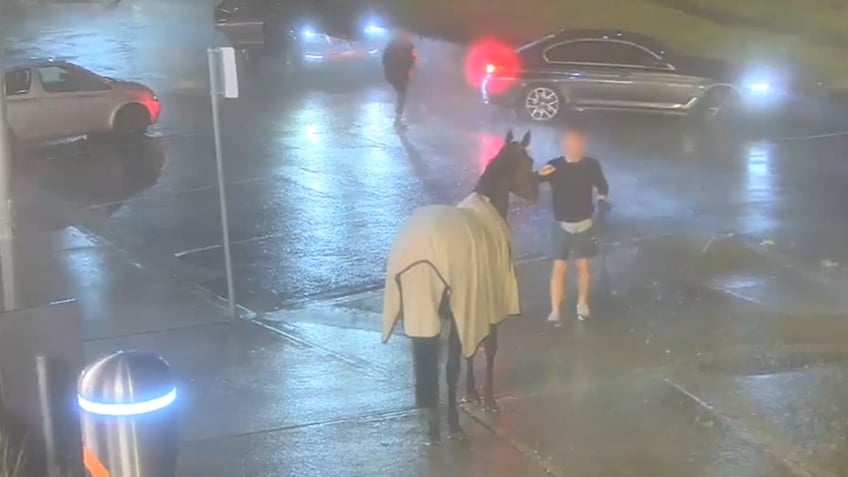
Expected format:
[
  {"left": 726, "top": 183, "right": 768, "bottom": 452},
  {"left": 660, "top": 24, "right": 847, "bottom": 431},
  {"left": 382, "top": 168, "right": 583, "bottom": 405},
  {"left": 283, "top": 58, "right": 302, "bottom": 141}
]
[{"left": 412, "top": 336, "right": 440, "bottom": 409}]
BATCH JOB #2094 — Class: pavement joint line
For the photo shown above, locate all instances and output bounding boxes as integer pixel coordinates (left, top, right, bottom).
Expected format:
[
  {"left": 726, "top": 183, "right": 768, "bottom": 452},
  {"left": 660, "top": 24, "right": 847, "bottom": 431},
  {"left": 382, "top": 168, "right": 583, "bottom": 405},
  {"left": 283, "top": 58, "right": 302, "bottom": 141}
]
[
  {"left": 461, "top": 404, "right": 567, "bottom": 477},
  {"left": 83, "top": 319, "right": 231, "bottom": 345},
  {"left": 87, "top": 173, "right": 287, "bottom": 212},
  {"left": 276, "top": 253, "right": 549, "bottom": 309},
  {"left": 251, "top": 319, "right": 394, "bottom": 379},
  {"left": 182, "top": 406, "right": 420, "bottom": 446},
  {"left": 662, "top": 376, "right": 832, "bottom": 477},
  {"left": 70, "top": 221, "right": 258, "bottom": 321},
  {"left": 767, "top": 128, "right": 848, "bottom": 142}
]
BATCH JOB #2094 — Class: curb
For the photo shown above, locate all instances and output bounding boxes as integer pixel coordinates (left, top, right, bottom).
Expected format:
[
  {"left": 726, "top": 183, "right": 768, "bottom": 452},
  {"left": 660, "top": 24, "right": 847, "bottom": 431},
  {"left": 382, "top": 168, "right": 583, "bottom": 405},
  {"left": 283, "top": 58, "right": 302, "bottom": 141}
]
[{"left": 707, "top": 232, "right": 848, "bottom": 299}]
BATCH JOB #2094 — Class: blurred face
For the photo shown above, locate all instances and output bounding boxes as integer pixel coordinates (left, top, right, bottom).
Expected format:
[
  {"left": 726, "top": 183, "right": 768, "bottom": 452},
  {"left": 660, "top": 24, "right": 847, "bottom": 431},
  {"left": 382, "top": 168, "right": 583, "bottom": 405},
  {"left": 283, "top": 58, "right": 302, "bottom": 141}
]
[{"left": 561, "top": 130, "right": 586, "bottom": 161}]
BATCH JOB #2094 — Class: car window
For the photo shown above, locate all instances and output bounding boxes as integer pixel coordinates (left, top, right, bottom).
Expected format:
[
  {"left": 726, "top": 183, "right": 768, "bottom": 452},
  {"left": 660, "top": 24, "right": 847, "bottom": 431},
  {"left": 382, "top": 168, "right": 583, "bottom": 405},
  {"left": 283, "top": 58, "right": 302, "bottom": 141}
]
[
  {"left": 4, "top": 70, "right": 32, "bottom": 96},
  {"left": 545, "top": 40, "right": 661, "bottom": 67},
  {"left": 602, "top": 42, "right": 662, "bottom": 67},
  {"left": 517, "top": 35, "right": 555, "bottom": 54},
  {"left": 37, "top": 65, "right": 109, "bottom": 93}
]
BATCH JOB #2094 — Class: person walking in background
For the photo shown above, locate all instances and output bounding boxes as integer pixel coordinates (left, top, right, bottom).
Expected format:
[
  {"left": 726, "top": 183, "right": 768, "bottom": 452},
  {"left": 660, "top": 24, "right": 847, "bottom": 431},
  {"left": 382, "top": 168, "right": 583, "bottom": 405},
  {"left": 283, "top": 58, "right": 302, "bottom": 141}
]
[
  {"left": 382, "top": 30, "right": 417, "bottom": 129},
  {"left": 537, "top": 125, "right": 609, "bottom": 325}
]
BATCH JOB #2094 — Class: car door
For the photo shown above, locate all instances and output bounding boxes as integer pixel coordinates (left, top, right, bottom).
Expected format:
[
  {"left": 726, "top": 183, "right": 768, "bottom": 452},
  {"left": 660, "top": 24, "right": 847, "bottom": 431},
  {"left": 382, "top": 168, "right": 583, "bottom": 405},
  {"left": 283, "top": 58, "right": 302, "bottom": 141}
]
[
  {"left": 544, "top": 40, "right": 645, "bottom": 107},
  {"left": 34, "top": 64, "right": 114, "bottom": 140},
  {"left": 4, "top": 68, "right": 40, "bottom": 141},
  {"left": 604, "top": 43, "right": 704, "bottom": 109}
]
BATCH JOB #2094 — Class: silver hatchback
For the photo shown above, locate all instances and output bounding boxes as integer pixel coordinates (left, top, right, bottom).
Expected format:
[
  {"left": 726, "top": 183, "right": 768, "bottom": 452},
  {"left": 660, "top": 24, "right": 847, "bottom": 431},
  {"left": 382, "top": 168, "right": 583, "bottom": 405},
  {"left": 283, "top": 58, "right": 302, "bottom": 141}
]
[{"left": 4, "top": 60, "right": 160, "bottom": 143}]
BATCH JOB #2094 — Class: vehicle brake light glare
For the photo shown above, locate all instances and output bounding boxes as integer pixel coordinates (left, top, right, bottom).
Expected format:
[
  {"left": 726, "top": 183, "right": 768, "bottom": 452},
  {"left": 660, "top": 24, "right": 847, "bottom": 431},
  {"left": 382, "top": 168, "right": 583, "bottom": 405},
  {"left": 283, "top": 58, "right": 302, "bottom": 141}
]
[
  {"left": 465, "top": 38, "right": 519, "bottom": 93},
  {"left": 143, "top": 95, "right": 161, "bottom": 122}
]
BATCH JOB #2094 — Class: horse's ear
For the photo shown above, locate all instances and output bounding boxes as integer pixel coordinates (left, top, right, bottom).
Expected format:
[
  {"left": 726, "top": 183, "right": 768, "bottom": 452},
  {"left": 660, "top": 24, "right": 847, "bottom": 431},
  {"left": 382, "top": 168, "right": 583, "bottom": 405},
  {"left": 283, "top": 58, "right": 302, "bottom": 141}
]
[
  {"left": 505, "top": 130, "right": 514, "bottom": 143},
  {"left": 520, "top": 131, "right": 532, "bottom": 148}
]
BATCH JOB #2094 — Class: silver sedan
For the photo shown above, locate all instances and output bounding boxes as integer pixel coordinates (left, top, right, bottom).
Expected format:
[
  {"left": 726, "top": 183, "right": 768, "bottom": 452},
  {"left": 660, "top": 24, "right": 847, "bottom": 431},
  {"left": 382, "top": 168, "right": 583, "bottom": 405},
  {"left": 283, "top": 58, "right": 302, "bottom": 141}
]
[{"left": 3, "top": 60, "right": 160, "bottom": 143}]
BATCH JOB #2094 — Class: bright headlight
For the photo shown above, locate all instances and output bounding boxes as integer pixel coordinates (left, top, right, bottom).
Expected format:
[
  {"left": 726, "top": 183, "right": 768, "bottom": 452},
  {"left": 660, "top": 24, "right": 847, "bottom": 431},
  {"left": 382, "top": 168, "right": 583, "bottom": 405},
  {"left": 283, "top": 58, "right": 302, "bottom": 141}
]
[
  {"left": 747, "top": 82, "right": 771, "bottom": 93},
  {"left": 364, "top": 22, "right": 387, "bottom": 35},
  {"left": 302, "top": 26, "right": 319, "bottom": 39}
]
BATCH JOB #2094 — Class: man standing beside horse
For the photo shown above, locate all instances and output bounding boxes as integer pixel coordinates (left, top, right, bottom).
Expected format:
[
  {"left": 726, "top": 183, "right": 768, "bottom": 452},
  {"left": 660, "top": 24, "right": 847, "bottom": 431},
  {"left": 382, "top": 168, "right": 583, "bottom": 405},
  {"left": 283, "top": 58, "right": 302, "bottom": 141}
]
[{"left": 538, "top": 126, "right": 609, "bottom": 325}]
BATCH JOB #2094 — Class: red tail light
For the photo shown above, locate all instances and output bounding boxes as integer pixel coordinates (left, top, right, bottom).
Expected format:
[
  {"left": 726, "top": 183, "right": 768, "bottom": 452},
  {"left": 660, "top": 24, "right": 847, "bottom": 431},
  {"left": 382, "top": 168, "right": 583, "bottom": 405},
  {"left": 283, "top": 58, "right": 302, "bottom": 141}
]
[
  {"left": 486, "top": 64, "right": 496, "bottom": 74},
  {"left": 142, "top": 95, "right": 161, "bottom": 122}
]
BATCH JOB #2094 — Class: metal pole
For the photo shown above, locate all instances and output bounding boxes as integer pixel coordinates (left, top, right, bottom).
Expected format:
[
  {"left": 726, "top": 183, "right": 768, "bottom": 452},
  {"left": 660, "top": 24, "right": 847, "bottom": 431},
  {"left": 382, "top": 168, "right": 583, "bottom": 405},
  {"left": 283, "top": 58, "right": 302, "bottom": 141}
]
[
  {"left": 0, "top": 47, "right": 17, "bottom": 312},
  {"left": 207, "top": 48, "right": 237, "bottom": 319},
  {"left": 36, "top": 355, "right": 61, "bottom": 477}
]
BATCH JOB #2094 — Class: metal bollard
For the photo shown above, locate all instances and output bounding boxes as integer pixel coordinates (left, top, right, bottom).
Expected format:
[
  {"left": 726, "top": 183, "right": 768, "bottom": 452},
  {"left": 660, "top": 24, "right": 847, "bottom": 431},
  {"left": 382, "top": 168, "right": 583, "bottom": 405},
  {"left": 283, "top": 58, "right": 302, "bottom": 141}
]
[{"left": 77, "top": 351, "right": 178, "bottom": 477}]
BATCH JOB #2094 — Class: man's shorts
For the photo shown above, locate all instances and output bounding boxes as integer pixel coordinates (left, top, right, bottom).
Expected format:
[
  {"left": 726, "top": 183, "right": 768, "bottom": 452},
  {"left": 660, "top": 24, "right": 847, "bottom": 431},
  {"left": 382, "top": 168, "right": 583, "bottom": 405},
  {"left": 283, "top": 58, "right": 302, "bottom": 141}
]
[{"left": 552, "top": 221, "right": 599, "bottom": 260}]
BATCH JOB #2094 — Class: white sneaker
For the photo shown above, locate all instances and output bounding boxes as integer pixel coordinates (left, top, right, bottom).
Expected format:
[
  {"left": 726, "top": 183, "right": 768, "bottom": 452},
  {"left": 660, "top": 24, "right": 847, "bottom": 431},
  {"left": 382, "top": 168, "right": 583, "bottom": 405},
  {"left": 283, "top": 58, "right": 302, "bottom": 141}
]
[
  {"left": 547, "top": 311, "right": 562, "bottom": 327},
  {"left": 576, "top": 303, "right": 590, "bottom": 321}
]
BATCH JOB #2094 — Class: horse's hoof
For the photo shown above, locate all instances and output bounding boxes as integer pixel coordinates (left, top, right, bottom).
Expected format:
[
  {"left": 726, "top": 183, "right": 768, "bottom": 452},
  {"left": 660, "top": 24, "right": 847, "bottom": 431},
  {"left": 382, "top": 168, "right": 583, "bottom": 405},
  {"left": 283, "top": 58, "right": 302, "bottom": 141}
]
[
  {"left": 483, "top": 398, "right": 500, "bottom": 413},
  {"left": 448, "top": 426, "right": 467, "bottom": 441}
]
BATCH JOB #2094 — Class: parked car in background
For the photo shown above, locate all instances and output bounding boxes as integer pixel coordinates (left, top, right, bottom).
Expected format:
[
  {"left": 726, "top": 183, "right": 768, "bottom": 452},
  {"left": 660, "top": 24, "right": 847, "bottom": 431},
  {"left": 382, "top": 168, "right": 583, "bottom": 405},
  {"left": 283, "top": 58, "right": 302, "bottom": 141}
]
[
  {"left": 482, "top": 29, "right": 811, "bottom": 122},
  {"left": 214, "top": 0, "right": 390, "bottom": 66},
  {"left": 3, "top": 59, "right": 160, "bottom": 143}
]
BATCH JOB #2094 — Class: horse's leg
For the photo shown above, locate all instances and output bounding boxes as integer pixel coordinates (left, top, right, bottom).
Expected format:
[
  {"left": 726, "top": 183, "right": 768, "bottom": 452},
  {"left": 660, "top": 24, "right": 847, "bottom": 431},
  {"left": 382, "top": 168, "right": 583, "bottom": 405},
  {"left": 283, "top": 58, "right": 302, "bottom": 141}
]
[
  {"left": 412, "top": 337, "right": 428, "bottom": 408},
  {"left": 483, "top": 324, "right": 500, "bottom": 412},
  {"left": 446, "top": 317, "right": 465, "bottom": 439},
  {"left": 464, "top": 356, "right": 481, "bottom": 403},
  {"left": 412, "top": 336, "right": 441, "bottom": 443}
]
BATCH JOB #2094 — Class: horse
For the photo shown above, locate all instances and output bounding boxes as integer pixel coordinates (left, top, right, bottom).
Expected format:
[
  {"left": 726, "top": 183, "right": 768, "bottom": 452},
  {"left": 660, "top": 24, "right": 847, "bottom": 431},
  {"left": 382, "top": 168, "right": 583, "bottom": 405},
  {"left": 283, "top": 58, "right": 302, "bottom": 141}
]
[{"left": 382, "top": 130, "right": 538, "bottom": 442}]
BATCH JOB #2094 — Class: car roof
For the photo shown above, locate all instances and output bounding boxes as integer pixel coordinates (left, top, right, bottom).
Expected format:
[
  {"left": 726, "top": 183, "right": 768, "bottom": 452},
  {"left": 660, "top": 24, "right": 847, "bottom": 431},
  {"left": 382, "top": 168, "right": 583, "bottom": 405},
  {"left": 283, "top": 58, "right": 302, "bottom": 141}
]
[
  {"left": 3, "top": 58, "right": 76, "bottom": 72},
  {"left": 525, "top": 29, "right": 669, "bottom": 55}
]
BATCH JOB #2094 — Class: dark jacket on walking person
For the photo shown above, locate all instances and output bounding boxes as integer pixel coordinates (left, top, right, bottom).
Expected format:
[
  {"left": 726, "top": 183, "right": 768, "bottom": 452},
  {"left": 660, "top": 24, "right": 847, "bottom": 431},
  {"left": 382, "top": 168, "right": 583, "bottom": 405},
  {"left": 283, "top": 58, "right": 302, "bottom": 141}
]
[{"left": 382, "top": 33, "right": 416, "bottom": 126}]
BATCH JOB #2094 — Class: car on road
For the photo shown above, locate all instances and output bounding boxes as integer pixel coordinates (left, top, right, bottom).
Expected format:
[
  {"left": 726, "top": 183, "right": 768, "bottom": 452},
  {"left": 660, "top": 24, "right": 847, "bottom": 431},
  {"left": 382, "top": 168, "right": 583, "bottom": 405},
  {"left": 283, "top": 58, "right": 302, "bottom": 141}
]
[
  {"left": 482, "top": 29, "right": 798, "bottom": 122},
  {"left": 3, "top": 59, "right": 160, "bottom": 143},
  {"left": 214, "top": 0, "right": 390, "bottom": 66}
]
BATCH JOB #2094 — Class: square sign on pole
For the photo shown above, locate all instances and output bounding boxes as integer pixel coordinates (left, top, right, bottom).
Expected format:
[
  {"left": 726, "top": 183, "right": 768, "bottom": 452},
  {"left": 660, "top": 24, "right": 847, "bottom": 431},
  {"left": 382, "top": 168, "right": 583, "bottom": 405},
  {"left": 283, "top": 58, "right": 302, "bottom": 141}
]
[
  {"left": 207, "top": 47, "right": 240, "bottom": 319},
  {"left": 220, "top": 47, "right": 239, "bottom": 99}
]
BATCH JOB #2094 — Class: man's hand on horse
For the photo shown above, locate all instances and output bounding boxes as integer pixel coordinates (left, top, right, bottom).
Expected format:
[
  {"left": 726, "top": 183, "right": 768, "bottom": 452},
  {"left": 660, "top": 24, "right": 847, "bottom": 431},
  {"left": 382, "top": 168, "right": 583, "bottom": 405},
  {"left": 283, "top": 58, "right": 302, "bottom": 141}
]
[{"left": 537, "top": 165, "right": 556, "bottom": 176}]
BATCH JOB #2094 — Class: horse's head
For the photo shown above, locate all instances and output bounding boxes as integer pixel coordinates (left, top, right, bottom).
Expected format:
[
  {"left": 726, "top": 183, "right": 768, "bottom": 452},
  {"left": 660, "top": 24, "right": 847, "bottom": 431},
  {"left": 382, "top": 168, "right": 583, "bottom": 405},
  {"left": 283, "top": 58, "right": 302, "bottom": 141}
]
[{"left": 478, "top": 130, "right": 539, "bottom": 212}]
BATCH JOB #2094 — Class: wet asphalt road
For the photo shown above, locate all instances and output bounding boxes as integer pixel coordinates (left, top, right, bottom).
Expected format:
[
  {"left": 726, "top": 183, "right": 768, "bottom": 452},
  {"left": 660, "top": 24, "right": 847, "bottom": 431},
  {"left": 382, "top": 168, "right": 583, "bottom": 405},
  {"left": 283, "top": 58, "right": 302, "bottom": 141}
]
[{"left": 5, "top": 0, "right": 848, "bottom": 312}]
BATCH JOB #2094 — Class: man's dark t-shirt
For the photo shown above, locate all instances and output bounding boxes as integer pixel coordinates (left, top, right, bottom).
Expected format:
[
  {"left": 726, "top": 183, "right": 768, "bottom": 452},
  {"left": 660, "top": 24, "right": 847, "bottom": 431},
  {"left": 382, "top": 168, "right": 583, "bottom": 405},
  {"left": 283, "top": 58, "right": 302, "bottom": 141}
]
[
  {"left": 382, "top": 38, "right": 415, "bottom": 86},
  {"left": 540, "top": 156, "right": 609, "bottom": 223}
]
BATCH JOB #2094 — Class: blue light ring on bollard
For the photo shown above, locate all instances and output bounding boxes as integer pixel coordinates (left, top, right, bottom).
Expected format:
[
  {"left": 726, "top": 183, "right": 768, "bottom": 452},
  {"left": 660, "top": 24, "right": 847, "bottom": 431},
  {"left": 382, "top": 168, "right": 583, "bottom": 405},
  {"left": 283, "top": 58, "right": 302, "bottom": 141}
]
[
  {"left": 77, "top": 350, "right": 177, "bottom": 415},
  {"left": 77, "top": 387, "right": 177, "bottom": 416}
]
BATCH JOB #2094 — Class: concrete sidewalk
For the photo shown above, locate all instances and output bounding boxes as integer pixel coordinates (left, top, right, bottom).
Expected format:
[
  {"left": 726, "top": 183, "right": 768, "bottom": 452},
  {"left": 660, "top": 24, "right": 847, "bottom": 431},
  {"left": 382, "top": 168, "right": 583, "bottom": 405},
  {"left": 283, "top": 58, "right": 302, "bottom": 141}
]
[
  {"left": 10, "top": 174, "right": 848, "bottom": 476},
  {"left": 8, "top": 176, "right": 556, "bottom": 476},
  {"left": 276, "top": 232, "right": 848, "bottom": 477}
]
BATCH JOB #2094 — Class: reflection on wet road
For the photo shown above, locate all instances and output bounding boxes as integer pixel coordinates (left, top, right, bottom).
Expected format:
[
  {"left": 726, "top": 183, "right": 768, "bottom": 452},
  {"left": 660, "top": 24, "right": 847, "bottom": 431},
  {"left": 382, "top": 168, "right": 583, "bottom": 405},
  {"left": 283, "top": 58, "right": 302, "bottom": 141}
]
[{"left": 6, "top": 0, "right": 848, "bottom": 311}]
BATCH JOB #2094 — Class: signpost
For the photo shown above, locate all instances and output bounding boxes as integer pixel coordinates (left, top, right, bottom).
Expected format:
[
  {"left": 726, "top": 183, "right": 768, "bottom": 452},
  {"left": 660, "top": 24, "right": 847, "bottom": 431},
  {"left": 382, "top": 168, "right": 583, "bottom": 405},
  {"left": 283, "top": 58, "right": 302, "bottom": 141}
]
[
  {"left": 0, "top": 47, "right": 18, "bottom": 311},
  {"left": 207, "top": 47, "right": 239, "bottom": 319}
]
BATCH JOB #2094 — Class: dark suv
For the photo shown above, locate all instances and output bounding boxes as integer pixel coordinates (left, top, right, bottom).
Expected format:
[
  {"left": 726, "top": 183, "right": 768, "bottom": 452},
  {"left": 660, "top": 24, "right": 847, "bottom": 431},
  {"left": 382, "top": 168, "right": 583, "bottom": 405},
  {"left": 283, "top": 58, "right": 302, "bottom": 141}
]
[
  {"left": 482, "top": 29, "right": 800, "bottom": 121},
  {"left": 214, "top": 0, "right": 389, "bottom": 65}
]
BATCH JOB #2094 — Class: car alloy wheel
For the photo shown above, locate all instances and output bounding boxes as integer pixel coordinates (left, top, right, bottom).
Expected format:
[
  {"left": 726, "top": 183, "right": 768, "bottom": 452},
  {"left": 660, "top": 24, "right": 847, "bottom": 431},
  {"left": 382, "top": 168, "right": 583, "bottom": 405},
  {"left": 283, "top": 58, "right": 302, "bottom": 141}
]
[{"left": 525, "top": 86, "right": 561, "bottom": 121}]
